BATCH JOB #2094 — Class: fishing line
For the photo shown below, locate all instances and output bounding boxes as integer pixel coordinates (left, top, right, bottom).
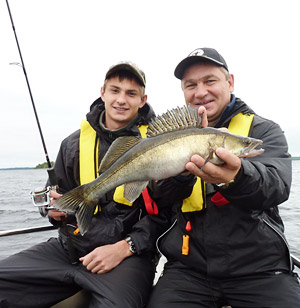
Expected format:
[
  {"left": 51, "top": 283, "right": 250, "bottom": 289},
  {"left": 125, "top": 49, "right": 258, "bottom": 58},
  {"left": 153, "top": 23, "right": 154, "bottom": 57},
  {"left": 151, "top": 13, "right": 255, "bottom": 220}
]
[{"left": 6, "top": 0, "right": 53, "bottom": 171}]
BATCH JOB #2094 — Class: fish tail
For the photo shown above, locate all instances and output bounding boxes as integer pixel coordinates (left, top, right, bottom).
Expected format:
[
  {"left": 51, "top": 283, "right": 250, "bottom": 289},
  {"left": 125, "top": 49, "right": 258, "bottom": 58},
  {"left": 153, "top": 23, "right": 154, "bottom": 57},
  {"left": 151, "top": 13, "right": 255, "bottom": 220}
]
[{"left": 54, "top": 185, "right": 97, "bottom": 235}]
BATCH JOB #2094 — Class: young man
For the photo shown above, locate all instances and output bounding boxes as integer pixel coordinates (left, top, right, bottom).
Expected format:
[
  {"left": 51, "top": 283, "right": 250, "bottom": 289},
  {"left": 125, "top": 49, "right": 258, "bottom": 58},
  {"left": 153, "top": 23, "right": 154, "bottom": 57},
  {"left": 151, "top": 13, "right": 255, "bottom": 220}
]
[
  {"left": 146, "top": 48, "right": 300, "bottom": 307},
  {"left": 0, "top": 62, "right": 170, "bottom": 308}
]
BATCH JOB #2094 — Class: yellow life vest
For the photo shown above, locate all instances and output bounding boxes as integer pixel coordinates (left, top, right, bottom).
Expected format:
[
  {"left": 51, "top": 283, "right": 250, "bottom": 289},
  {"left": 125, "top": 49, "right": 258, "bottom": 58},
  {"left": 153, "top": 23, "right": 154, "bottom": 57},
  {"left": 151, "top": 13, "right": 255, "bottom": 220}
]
[
  {"left": 181, "top": 112, "right": 254, "bottom": 213},
  {"left": 79, "top": 121, "right": 148, "bottom": 209}
]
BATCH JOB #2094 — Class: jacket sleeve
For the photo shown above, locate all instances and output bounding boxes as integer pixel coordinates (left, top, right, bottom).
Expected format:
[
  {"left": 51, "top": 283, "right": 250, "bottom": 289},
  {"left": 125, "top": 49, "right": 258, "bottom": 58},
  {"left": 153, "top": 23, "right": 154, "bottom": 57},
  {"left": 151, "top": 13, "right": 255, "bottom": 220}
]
[
  {"left": 128, "top": 175, "right": 196, "bottom": 255},
  {"left": 46, "top": 130, "right": 80, "bottom": 226},
  {"left": 46, "top": 130, "right": 81, "bottom": 194},
  {"left": 221, "top": 116, "right": 292, "bottom": 210}
]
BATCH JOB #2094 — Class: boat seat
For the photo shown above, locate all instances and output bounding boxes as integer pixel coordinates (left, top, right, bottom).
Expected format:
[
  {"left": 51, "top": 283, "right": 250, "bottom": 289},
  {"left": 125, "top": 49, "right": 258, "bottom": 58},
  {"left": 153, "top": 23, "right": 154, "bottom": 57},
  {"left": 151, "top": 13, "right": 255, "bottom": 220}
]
[
  {"left": 51, "top": 290, "right": 91, "bottom": 308},
  {"left": 49, "top": 284, "right": 232, "bottom": 308}
]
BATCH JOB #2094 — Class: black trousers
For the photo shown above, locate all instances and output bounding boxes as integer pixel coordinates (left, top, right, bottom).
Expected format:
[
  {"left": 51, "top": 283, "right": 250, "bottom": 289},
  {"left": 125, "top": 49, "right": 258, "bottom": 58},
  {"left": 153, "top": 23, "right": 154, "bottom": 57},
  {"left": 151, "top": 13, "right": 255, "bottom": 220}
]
[
  {"left": 146, "top": 261, "right": 300, "bottom": 308},
  {"left": 0, "top": 238, "right": 154, "bottom": 308}
]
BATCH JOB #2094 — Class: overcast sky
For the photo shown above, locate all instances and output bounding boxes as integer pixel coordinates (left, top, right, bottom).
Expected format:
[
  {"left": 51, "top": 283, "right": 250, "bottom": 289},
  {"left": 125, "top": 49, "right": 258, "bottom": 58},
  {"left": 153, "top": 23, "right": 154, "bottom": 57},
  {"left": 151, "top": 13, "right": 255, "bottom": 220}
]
[{"left": 1, "top": 0, "right": 299, "bottom": 169}]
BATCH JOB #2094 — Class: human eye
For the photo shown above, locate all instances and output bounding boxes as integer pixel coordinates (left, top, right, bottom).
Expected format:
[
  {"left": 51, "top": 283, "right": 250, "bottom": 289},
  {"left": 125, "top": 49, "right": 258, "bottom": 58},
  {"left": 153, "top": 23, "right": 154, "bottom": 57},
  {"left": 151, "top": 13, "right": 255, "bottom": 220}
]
[
  {"left": 110, "top": 87, "right": 119, "bottom": 94},
  {"left": 128, "top": 91, "right": 137, "bottom": 97},
  {"left": 205, "top": 76, "right": 219, "bottom": 85},
  {"left": 184, "top": 82, "right": 196, "bottom": 89}
]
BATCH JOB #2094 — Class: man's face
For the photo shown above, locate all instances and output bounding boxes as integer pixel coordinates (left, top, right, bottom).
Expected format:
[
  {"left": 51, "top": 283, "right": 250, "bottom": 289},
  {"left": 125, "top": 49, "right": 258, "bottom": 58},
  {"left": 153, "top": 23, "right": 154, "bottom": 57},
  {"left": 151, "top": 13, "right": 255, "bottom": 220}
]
[
  {"left": 181, "top": 63, "right": 234, "bottom": 126},
  {"left": 101, "top": 76, "right": 147, "bottom": 129}
]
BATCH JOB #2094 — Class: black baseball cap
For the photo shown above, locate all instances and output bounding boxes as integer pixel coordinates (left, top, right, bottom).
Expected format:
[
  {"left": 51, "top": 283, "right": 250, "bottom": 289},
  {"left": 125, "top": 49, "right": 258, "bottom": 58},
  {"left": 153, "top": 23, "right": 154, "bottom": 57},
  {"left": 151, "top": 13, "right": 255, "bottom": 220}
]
[
  {"left": 105, "top": 61, "right": 146, "bottom": 87},
  {"left": 174, "top": 48, "right": 228, "bottom": 79}
]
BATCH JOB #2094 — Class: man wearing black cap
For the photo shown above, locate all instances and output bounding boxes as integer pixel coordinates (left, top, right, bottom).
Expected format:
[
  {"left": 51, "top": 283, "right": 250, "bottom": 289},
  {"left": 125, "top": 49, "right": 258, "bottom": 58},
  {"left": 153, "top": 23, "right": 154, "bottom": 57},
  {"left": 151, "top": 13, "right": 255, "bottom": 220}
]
[
  {"left": 0, "top": 62, "right": 172, "bottom": 307},
  {"left": 146, "top": 48, "right": 300, "bottom": 307}
]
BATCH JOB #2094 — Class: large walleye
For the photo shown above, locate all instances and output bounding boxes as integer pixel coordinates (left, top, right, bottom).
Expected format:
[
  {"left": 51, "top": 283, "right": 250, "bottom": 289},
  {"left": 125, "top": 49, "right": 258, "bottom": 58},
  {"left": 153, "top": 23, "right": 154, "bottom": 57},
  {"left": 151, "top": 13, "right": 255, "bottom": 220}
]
[{"left": 54, "top": 106, "right": 264, "bottom": 234}]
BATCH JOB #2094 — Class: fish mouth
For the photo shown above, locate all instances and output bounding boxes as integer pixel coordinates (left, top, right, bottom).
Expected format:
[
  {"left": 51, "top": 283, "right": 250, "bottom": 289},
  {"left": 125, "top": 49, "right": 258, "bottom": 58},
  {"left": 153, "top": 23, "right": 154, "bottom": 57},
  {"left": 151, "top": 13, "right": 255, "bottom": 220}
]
[{"left": 240, "top": 139, "right": 264, "bottom": 158}]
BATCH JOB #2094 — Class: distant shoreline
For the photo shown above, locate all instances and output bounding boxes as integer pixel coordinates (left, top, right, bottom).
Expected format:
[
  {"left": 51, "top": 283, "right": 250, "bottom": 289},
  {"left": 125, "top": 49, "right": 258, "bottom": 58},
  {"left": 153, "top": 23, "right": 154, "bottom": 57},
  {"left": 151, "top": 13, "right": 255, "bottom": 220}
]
[
  {"left": 1, "top": 157, "right": 300, "bottom": 170},
  {"left": 0, "top": 167, "right": 35, "bottom": 171}
]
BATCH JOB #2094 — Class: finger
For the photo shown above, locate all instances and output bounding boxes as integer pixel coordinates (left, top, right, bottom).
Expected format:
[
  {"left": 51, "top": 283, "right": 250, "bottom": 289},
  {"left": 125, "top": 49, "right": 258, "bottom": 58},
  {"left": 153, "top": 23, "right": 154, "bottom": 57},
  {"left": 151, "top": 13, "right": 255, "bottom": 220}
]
[
  {"left": 190, "top": 154, "right": 205, "bottom": 167},
  {"left": 82, "top": 255, "right": 101, "bottom": 273},
  {"left": 218, "top": 127, "right": 229, "bottom": 132},
  {"left": 216, "top": 148, "right": 241, "bottom": 170},
  {"left": 89, "top": 261, "right": 106, "bottom": 274},
  {"left": 186, "top": 162, "right": 205, "bottom": 178},
  {"left": 185, "top": 162, "right": 199, "bottom": 174},
  {"left": 50, "top": 190, "right": 62, "bottom": 199},
  {"left": 86, "top": 261, "right": 97, "bottom": 272},
  {"left": 198, "top": 106, "right": 208, "bottom": 127},
  {"left": 185, "top": 155, "right": 206, "bottom": 176},
  {"left": 79, "top": 254, "right": 91, "bottom": 267}
]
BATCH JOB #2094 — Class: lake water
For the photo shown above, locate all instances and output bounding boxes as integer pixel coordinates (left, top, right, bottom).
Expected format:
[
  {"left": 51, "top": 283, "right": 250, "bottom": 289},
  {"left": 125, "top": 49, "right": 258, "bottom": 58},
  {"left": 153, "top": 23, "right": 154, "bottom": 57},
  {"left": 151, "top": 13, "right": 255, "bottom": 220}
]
[{"left": 0, "top": 163, "right": 300, "bottom": 275}]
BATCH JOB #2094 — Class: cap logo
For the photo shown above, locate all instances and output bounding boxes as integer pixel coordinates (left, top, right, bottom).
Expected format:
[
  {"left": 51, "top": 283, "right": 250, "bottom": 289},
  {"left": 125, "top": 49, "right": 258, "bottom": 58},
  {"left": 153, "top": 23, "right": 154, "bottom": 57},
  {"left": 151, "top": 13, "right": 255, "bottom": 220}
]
[{"left": 189, "top": 49, "right": 204, "bottom": 57}]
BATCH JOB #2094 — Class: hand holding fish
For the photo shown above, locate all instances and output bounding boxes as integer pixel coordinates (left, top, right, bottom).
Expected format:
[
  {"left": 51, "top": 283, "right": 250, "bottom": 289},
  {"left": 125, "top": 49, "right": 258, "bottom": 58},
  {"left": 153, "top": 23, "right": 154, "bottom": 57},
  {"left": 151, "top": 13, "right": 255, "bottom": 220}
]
[
  {"left": 186, "top": 147, "right": 241, "bottom": 185},
  {"left": 79, "top": 240, "right": 132, "bottom": 274}
]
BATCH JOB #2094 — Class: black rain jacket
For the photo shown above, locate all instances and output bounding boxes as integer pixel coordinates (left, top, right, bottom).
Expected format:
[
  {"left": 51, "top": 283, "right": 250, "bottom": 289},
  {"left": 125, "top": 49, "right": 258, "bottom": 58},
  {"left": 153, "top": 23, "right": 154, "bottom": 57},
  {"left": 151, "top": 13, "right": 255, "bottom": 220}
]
[{"left": 158, "top": 97, "right": 293, "bottom": 278}]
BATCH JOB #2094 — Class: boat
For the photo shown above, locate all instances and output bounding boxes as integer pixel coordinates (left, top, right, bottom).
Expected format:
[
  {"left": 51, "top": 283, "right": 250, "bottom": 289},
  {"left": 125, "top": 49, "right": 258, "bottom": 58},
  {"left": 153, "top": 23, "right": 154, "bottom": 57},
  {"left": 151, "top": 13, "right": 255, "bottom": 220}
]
[
  {"left": 1, "top": 226, "right": 300, "bottom": 307},
  {"left": 51, "top": 290, "right": 90, "bottom": 308}
]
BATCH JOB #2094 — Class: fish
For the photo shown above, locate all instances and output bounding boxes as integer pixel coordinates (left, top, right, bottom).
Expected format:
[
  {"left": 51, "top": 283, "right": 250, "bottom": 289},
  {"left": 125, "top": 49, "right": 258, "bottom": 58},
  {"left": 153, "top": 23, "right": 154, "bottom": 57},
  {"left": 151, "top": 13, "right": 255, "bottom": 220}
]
[{"left": 54, "top": 105, "right": 264, "bottom": 234}]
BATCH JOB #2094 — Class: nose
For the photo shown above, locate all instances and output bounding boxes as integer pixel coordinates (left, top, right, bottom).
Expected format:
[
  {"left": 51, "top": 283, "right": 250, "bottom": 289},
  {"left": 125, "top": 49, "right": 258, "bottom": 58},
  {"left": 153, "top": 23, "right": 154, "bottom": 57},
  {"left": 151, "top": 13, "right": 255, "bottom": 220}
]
[
  {"left": 194, "top": 83, "right": 208, "bottom": 98},
  {"left": 116, "top": 91, "right": 126, "bottom": 104}
]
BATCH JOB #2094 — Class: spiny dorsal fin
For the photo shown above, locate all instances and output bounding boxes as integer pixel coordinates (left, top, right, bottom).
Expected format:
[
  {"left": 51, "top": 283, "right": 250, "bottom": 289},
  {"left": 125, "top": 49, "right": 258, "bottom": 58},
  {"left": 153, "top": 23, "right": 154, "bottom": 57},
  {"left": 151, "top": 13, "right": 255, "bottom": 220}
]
[
  {"left": 146, "top": 105, "right": 202, "bottom": 137},
  {"left": 99, "top": 136, "right": 141, "bottom": 173}
]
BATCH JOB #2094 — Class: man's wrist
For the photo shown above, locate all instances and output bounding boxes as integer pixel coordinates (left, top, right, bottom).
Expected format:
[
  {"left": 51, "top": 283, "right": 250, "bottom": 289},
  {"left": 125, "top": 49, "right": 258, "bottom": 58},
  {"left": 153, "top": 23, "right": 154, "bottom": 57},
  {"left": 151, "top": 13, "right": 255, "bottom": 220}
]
[
  {"left": 216, "top": 167, "right": 242, "bottom": 189},
  {"left": 124, "top": 236, "right": 137, "bottom": 254},
  {"left": 216, "top": 179, "right": 235, "bottom": 188}
]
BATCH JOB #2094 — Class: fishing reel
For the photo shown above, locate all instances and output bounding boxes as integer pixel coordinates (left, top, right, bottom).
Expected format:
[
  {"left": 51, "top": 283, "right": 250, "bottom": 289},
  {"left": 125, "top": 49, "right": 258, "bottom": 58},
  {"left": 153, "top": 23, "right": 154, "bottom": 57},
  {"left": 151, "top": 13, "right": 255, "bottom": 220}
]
[{"left": 30, "top": 186, "right": 55, "bottom": 217}]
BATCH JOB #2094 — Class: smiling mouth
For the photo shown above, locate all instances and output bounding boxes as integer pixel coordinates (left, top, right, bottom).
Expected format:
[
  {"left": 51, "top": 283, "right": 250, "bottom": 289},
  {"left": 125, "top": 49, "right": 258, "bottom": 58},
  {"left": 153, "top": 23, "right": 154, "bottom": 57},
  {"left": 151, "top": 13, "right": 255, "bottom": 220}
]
[
  {"left": 114, "top": 106, "right": 128, "bottom": 112},
  {"left": 193, "top": 100, "right": 213, "bottom": 106}
]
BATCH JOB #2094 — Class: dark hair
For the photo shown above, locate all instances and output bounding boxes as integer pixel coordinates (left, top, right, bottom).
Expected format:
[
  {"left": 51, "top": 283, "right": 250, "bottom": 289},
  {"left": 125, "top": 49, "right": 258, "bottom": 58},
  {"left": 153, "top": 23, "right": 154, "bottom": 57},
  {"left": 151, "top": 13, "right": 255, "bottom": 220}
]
[
  {"left": 106, "top": 70, "right": 145, "bottom": 87},
  {"left": 103, "top": 70, "right": 145, "bottom": 96}
]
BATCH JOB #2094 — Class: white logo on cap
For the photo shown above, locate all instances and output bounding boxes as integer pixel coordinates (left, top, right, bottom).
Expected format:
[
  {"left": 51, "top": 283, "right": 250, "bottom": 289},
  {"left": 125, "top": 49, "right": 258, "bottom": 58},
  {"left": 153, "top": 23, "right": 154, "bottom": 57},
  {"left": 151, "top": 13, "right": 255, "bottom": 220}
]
[{"left": 190, "top": 49, "right": 204, "bottom": 56}]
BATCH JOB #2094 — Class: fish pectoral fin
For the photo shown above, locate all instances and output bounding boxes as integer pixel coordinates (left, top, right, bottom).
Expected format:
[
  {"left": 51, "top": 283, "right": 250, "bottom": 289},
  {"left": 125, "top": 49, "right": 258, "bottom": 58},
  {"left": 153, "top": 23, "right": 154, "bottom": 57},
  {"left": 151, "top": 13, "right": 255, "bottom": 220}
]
[
  {"left": 75, "top": 203, "right": 96, "bottom": 235},
  {"left": 99, "top": 136, "right": 141, "bottom": 173},
  {"left": 124, "top": 181, "right": 149, "bottom": 203},
  {"left": 201, "top": 146, "right": 215, "bottom": 170}
]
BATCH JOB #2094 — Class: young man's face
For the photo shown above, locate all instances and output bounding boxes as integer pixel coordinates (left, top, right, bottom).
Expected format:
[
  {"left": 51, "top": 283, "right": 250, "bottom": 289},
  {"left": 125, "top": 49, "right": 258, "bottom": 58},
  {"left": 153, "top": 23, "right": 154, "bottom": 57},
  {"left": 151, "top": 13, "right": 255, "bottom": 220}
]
[
  {"left": 181, "top": 63, "right": 234, "bottom": 126},
  {"left": 101, "top": 76, "right": 147, "bottom": 130}
]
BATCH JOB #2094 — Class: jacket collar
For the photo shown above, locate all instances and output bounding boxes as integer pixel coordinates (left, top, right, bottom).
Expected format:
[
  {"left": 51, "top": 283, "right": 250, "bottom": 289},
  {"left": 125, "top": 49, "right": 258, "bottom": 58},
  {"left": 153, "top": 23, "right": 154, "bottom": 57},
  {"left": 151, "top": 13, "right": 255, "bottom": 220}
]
[
  {"left": 85, "top": 97, "right": 155, "bottom": 139},
  {"left": 215, "top": 95, "right": 255, "bottom": 128}
]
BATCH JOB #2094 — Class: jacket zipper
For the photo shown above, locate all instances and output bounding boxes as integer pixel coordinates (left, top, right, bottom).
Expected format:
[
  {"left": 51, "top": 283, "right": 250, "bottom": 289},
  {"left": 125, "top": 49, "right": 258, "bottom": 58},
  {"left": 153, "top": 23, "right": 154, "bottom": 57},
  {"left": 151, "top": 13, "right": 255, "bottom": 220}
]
[
  {"left": 263, "top": 218, "right": 292, "bottom": 271},
  {"left": 156, "top": 218, "right": 177, "bottom": 257}
]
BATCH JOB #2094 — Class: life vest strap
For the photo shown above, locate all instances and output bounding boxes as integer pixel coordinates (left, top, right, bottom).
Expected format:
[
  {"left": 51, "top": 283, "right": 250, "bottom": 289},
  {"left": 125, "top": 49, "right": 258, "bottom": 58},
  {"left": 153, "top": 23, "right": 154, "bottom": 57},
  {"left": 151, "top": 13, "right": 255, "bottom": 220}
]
[{"left": 142, "top": 188, "right": 159, "bottom": 215}]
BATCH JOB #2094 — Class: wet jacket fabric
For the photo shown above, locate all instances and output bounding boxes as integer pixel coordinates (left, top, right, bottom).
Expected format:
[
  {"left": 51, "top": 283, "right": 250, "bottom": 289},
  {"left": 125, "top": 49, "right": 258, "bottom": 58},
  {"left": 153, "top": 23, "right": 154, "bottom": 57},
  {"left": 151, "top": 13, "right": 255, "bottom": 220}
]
[
  {"left": 49, "top": 97, "right": 171, "bottom": 258},
  {"left": 158, "top": 97, "right": 293, "bottom": 278}
]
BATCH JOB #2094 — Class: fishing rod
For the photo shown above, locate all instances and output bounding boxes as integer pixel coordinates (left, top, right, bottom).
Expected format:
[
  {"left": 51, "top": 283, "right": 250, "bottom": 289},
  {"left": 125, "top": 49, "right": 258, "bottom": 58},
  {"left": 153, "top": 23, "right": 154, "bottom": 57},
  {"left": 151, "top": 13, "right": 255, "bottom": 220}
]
[
  {"left": 0, "top": 225, "right": 57, "bottom": 237},
  {"left": 6, "top": 0, "right": 57, "bottom": 216},
  {"left": 6, "top": 0, "right": 55, "bottom": 177}
]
